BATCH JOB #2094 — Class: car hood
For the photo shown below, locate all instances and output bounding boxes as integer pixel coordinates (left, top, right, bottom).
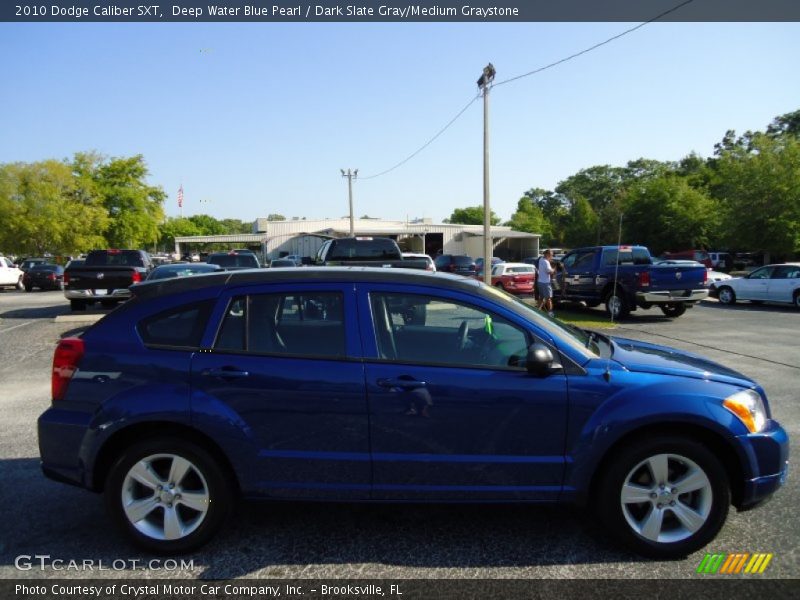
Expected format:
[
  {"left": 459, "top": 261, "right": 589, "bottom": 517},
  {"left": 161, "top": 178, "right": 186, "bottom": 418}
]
[{"left": 610, "top": 336, "right": 754, "bottom": 386}]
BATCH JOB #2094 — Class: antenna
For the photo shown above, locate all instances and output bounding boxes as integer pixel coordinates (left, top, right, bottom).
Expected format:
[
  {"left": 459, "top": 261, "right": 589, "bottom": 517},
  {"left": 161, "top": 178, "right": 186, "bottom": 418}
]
[{"left": 605, "top": 211, "right": 624, "bottom": 381}]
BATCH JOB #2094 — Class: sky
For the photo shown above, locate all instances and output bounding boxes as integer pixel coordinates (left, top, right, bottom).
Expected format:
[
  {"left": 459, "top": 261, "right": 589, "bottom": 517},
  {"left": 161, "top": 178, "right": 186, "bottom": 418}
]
[{"left": 1, "top": 20, "right": 798, "bottom": 224}]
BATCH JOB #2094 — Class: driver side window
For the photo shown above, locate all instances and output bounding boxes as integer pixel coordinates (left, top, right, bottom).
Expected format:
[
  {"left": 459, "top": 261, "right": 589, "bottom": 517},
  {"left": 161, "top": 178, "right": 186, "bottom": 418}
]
[{"left": 370, "top": 293, "right": 530, "bottom": 369}]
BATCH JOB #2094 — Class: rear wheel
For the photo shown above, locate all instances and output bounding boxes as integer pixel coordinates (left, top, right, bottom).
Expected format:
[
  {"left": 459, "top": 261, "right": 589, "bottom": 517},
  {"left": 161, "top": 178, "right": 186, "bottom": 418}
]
[
  {"left": 16, "top": 276, "right": 25, "bottom": 291},
  {"left": 605, "top": 290, "right": 630, "bottom": 319},
  {"left": 660, "top": 303, "right": 687, "bottom": 318},
  {"left": 105, "top": 437, "right": 233, "bottom": 554},
  {"left": 24, "top": 285, "right": 33, "bottom": 292},
  {"left": 717, "top": 286, "right": 736, "bottom": 305},
  {"left": 597, "top": 436, "right": 730, "bottom": 559},
  {"left": 70, "top": 300, "right": 86, "bottom": 311},
  {"left": 794, "top": 291, "right": 800, "bottom": 310}
]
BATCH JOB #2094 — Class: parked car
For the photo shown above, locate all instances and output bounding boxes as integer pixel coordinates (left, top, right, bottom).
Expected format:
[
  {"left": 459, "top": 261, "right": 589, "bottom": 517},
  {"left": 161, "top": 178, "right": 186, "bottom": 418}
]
[
  {"left": 475, "top": 256, "right": 504, "bottom": 274},
  {"left": 145, "top": 263, "right": 222, "bottom": 281},
  {"left": 64, "top": 249, "right": 154, "bottom": 311},
  {"left": 489, "top": 262, "right": 536, "bottom": 294},
  {"left": 206, "top": 251, "right": 261, "bottom": 270},
  {"left": 18, "top": 257, "right": 50, "bottom": 273},
  {"left": 709, "top": 252, "right": 733, "bottom": 271},
  {"left": 315, "top": 237, "right": 429, "bottom": 270},
  {"left": 434, "top": 254, "right": 477, "bottom": 276},
  {"left": 281, "top": 254, "right": 304, "bottom": 266},
  {"left": 38, "top": 268, "right": 788, "bottom": 557},
  {"left": 22, "top": 264, "right": 65, "bottom": 291},
  {"left": 557, "top": 246, "right": 708, "bottom": 318},
  {"left": 269, "top": 259, "right": 298, "bottom": 268},
  {"left": 401, "top": 252, "right": 436, "bottom": 271},
  {"left": 662, "top": 250, "right": 713, "bottom": 269},
  {"left": 0, "top": 256, "right": 24, "bottom": 290},
  {"left": 715, "top": 263, "right": 800, "bottom": 308}
]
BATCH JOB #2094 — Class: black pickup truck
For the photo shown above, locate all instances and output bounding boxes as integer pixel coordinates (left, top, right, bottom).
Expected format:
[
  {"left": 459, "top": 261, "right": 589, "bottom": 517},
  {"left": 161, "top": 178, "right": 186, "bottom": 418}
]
[
  {"left": 314, "top": 237, "right": 431, "bottom": 270},
  {"left": 64, "top": 249, "right": 153, "bottom": 311},
  {"left": 555, "top": 245, "right": 708, "bottom": 318}
]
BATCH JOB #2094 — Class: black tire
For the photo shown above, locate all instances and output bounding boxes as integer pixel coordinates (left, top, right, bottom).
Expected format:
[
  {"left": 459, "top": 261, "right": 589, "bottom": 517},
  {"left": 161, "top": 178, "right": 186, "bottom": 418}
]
[
  {"left": 596, "top": 436, "right": 730, "bottom": 559},
  {"left": 105, "top": 437, "right": 233, "bottom": 554},
  {"left": 604, "top": 289, "right": 630, "bottom": 319},
  {"left": 794, "top": 291, "right": 800, "bottom": 310},
  {"left": 70, "top": 299, "right": 86, "bottom": 311},
  {"left": 24, "top": 285, "right": 33, "bottom": 292},
  {"left": 101, "top": 300, "right": 118, "bottom": 309},
  {"left": 660, "top": 303, "right": 687, "bottom": 318},
  {"left": 585, "top": 301, "right": 601, "bottom": 308},
  {"left": 495, "top": 282, "right": 505, "bottom": 290},
  {"left": 16, "top": 276, "right": 25, "bottom": 291},
  {"left": 717, "top": 286, "right": 736, "bottom": 305}
]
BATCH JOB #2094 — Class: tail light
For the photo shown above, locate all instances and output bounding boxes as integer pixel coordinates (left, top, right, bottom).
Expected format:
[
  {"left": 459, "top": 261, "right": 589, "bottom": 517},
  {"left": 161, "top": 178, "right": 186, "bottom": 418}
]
[
  {"left": 47, "top": 273, "right": 56, "bottom": 281},
  {"left": 63, "top": 272, "right": 70, "bottom": 284},
  {"left": 52, "top": 338, "right": 84, "bottom": 401},
  {"left": 639, "top": 271, "right": 651, "bottom": 287},
  {"left": 131, "top": 271, "right": 142, "bottom": 283},
  {"left": 703, "top": 269, "right": 708, "bottom": 284}
]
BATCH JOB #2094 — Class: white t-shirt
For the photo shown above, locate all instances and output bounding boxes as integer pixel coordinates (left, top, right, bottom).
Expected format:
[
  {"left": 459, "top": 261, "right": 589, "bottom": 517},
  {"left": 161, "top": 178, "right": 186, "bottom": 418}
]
[{"left": 538, "top": 256, "right": 554, "bottom": 283}]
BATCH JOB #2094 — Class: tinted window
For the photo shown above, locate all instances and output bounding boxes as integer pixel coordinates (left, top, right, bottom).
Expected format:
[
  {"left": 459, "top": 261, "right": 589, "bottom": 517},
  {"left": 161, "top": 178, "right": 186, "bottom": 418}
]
[
  {"left": 328, "top": 238, "right": 398, "bottom": 260},
  {"left": 31, "top": 265, "right": 60, "bottom": 272},
  {"left": 603, "top": 248, "right": 651, "bottom": 266},
  {"left": 215, "top": 292, "right": 346, "bottom": 357},
  {"left": 453, "top": 256, "right": 475, "bottom": 266},
  {"left": 370, "top": 293, "right": 529, "bottom": 368},
  {"left": 208, "top": 254, "right": 259, "bottom": 268},
  {"left": 137, "top": 300, "right": 215, "bottom": 349}
]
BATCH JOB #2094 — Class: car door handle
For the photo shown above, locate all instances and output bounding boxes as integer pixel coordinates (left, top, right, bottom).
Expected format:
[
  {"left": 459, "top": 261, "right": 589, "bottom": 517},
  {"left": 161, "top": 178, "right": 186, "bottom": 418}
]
[
  {"left": 377, "top": 377, "right": 427, "bottom": 390},
  {"left": 202, "top": 367, "right": 250, "bottom": 379}
]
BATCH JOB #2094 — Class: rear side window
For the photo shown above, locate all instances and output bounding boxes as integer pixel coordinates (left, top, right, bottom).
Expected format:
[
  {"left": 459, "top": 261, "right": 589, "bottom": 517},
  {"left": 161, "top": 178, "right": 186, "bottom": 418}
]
[
  {"left": 453, "top": 256, "right": 474, "bottom": 266},
  {"left": 208, "top": 254, "right": 259, "bottom": 268},
  {"left": 137, "top": 300, "right": 215, "bottom": 349},
  {"left": 603, "top": 248, "right": 651, "bottom": 266},
  {"left": 328, "top": 238, "right": 398, "bottom": 260},
  {"left": 86, "top": 251, "right": 144, "bottom": 267},
  {"left": 215, "top": 292, "right": 346, "bottom": 358}
]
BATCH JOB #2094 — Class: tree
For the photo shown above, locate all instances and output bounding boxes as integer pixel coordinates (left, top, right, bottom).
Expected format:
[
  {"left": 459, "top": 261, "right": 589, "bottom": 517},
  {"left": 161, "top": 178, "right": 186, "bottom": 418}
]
[
  {"left": 158, "top": 217, "right": 202, "bottom": 248},
  {"left": 506, "top": 198, "right": 551, "bottom": 239},
  {"left": 267, "top": 213, "right": 286, "bottom": 221},
  {"left": 88, "top": 155, "right": 165, "bottom": 248},
  {"left": 562, "top": 196, "right": 600, "bottom": 248},
  {"left": 219, "top": 218, "right": 252, "bottom": 234},
  {"left": 447, "top": 206, "right": 500, "bottom": 226},
  {"left": 0, "top": 160, "right": 108, "bottom": 255},
  {"left": 715, "top": 132, "right": 800, "bottom": 261},
  {"left": 766, "top": 109, "right": 800, "bottom": 139},
  {"left": 623, "top": 176, "right": 720, "bottom": 255},
  {"left": 555, "top": 165, "right": 627, "bottom": 244},
  {"left": 187, "top": 214, "right": 226, "bottom": 235}
]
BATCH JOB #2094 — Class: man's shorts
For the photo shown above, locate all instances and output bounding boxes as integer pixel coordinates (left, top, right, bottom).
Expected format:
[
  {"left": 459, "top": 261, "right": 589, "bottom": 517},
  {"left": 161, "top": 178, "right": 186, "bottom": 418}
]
[{"left": 537, "top": 281, "right": 553, "bottom": 299}]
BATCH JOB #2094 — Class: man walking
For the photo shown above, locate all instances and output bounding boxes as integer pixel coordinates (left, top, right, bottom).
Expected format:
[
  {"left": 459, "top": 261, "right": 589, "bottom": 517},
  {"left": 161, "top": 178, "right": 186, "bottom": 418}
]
[{"left": 537, "top": 249, "right": 556, "bottom": 317}]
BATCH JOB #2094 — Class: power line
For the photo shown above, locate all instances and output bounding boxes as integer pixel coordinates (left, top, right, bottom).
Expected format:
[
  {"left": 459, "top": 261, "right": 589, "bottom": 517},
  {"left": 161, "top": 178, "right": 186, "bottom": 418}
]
[
  {"left": 493, "top": 0, "right": 695, "bottom": 88},
  {"left": 359, "top": 0, "right": 695, "bottom": 180},
  {"left": 359, "top": 93, "right": 479, "bottom": 180}
]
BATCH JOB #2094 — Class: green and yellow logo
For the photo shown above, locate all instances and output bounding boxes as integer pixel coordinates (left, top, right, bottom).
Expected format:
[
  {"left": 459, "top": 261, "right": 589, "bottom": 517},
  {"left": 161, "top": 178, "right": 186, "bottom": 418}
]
[{"left": 696, "top": 553, "right": 774, "bottom": 574}]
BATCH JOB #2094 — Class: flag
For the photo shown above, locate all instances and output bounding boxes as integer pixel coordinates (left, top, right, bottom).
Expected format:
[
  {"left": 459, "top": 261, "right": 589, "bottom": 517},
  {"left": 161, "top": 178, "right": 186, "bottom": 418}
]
[{"left": 177, "top": 185, "right": 184, "bottom": 208}]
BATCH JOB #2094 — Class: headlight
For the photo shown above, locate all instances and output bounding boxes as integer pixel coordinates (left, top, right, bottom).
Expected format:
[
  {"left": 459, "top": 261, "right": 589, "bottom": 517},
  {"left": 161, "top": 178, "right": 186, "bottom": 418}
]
[{"left": 723, "top": 389, "right": 767, "bottom": 433}]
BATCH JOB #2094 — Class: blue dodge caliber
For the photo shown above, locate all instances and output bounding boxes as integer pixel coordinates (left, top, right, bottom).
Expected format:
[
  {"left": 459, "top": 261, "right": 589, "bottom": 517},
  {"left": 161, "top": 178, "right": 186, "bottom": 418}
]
[{"left": 38, "top": 268, "right": 788, "bottom": 557}]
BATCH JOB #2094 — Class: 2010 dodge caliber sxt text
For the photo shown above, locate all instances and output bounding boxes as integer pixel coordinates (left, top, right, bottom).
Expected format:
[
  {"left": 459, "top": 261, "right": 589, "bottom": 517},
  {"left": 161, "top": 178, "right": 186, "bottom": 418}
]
[{"left": 38, "top": 268, "right": 789, "bottom": 557}]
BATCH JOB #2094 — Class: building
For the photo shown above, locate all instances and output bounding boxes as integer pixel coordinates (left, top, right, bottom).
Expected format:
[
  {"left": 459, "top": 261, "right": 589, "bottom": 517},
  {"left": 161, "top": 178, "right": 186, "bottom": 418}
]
[{"left": 174, "top": 217, "right": 540, "bottom": 263}]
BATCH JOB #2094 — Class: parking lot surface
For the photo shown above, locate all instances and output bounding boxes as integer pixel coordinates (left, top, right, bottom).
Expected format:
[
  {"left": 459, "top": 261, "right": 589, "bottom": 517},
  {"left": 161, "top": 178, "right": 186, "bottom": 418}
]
[{"left": 0, "top": 291, "right": 797, "bottom": 579}]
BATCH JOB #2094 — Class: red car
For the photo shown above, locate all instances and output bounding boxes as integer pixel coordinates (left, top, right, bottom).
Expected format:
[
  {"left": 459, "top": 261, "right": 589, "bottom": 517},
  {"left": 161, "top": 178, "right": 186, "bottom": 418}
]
[{"left": 490, "top": 262, "right": 536, "bottom": 294}]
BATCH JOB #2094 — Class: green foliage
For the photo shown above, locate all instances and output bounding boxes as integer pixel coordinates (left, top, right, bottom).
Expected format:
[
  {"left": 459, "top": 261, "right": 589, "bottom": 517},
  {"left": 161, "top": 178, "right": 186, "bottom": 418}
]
[
  {"left": 623, "top": 176, "right": 719, "bottom": 255},
  {"left": 188, "top": 214, "right": 227, "bottom": 235},
  {"left": 448, "top": 206, "right": 500, "bottom": 226},
  {"left": 506, "top": 198, "right": 551, "bottom": 239},
  {"left": 218, "top": 218, "right": 253, "bottom": 234},
  {"left": 267, "top": 213, "right": 286, "bottom": 221},
  {"left": 715, "top": 132, "right": 800, "bottom": 259}
]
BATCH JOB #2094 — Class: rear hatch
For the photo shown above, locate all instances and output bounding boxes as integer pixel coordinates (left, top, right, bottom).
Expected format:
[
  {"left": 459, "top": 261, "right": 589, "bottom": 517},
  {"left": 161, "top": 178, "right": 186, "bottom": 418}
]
[{"left": 450, "top": 256, "right": 477, "bottom": 275}]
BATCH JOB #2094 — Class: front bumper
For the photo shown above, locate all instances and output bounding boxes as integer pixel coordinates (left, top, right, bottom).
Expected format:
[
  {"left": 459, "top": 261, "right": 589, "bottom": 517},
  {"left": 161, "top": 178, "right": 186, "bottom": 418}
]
[
  {"left": 736, "top": 419, "right": 789, "bottom": 509},
  {"left": 65, "top": 288, "right": 131, "bottom": 300},
  {"left": 636, "top": 289, "right": 708, "bottom": 304}
]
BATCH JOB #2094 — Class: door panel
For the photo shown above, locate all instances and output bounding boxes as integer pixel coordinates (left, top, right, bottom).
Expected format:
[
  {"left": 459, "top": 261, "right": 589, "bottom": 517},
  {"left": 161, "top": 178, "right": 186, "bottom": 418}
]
[
  {"left": 359, "top": 287, "right": 569, "bottom": 501},
  {"left": 191, "top": 284, "right": 370, "bottom": 499}
]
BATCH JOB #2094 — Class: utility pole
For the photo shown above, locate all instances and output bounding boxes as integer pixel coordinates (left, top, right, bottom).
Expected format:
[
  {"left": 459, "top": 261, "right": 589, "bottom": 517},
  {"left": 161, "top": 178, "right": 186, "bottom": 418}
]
[
  {"left": 341, "top": 169, "right": 358, "bottom": 236},
  {"left": 477, "top": 63, "right": 496, "bottom": 284}
]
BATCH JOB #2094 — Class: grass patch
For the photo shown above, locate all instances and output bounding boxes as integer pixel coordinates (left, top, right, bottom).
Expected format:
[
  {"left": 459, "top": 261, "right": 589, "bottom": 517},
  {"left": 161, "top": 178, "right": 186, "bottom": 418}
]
[{"left": 519, "top": 299, "right": 617, "bottom": 329}]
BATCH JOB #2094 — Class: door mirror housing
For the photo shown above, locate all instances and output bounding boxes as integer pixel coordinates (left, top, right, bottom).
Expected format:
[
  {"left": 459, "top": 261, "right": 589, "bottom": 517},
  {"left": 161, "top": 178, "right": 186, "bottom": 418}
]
[{"left": 526, "top": 343, "right": 562, "bottom": 376}]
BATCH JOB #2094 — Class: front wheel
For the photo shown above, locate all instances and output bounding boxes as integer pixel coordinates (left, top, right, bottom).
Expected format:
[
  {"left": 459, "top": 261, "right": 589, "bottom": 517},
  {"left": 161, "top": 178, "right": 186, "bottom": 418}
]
[
  {"left": 660, "top": 303, "right": 687, "bottom": 318},
  {"left": 17, "top": 276, "right": 25, "bottom": 291},
  {"left": 24, "top": 285, "right": 33, "bottom": 292},
  {"left": 596, "top": 436, "right": 730, "bottom": 559},
  {"left": 717, "top": 286, "right": 736, "bottom": 305},
  {"left": 70, "top": 299, "right": 86, "bottom": 311},
  {"left": 794, "top": 291, "right": 800, "bottom": 310},
  {"left": 105, "top": 437, "right": 233, "bottom": 554}
]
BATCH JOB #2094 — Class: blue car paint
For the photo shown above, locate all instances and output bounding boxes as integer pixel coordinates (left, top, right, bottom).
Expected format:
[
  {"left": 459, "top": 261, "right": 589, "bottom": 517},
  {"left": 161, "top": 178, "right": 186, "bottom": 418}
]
[{"left": 38, "top": 271, "right": 788, "bottom": 512}]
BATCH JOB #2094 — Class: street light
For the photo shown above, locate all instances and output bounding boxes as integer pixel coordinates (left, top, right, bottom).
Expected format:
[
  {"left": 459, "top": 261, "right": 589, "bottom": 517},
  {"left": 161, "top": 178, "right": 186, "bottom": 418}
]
[{"left": 341, "top": 169, "right": 358, "bottom": 236}]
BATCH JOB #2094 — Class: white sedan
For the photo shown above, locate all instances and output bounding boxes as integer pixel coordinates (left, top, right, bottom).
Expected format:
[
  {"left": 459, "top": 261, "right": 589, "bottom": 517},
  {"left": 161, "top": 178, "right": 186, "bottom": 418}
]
[
  {"left": 0, "top": 256, "right": 24, "bottom": 290},
  {"left": 716, "top": 263, "right": 800, "bottom": 308}
]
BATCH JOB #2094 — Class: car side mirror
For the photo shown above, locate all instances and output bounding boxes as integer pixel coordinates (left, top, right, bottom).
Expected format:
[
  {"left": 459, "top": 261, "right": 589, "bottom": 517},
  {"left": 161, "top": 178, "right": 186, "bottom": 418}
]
[{"left": 526, "top": 343, "right": 563, "bottom": 376}]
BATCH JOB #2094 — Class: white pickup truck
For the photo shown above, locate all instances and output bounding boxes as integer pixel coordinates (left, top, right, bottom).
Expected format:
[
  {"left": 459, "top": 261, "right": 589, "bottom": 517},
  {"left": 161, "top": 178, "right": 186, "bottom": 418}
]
[{"left": 0, "top": 256, "right": 24, "bottom": 290}]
